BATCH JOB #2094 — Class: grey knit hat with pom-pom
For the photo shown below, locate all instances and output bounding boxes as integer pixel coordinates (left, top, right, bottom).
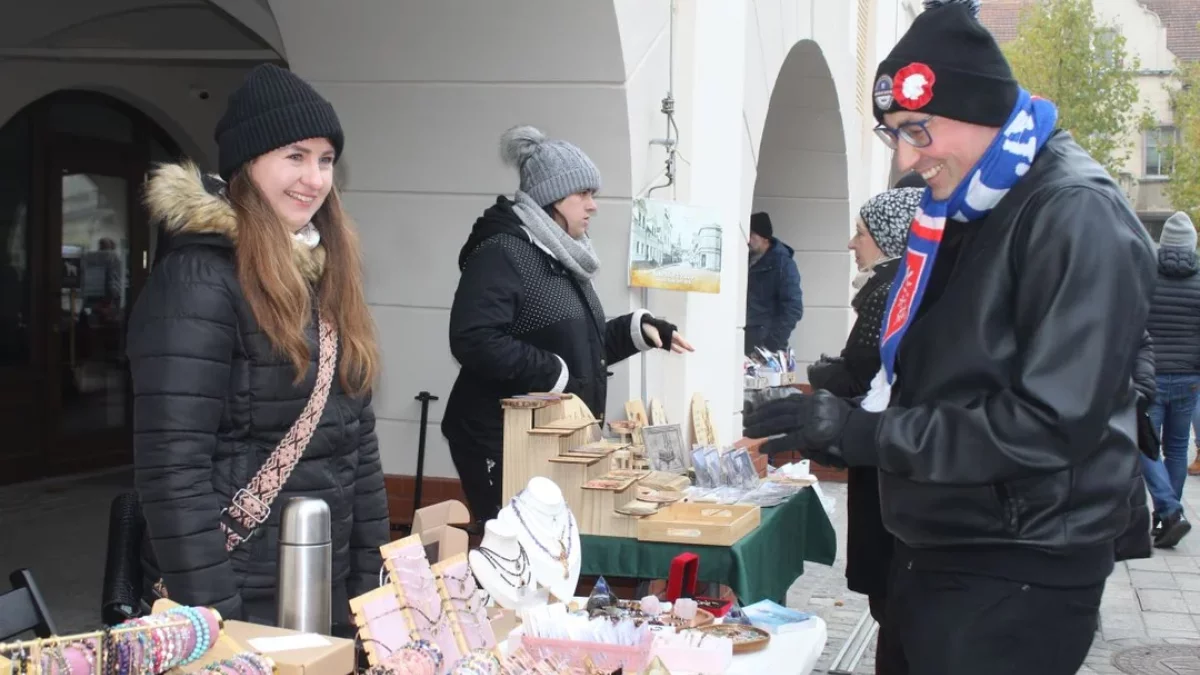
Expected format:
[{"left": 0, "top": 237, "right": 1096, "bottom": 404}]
[{"left": 500, "top": 125, "right": 601, "bottom": 207}]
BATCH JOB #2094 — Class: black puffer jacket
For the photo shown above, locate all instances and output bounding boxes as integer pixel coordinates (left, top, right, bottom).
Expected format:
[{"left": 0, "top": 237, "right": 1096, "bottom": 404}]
[
  {"left": 1146, "top": 246, "right": 1200, "bottom": 373},
  {"left": 841, "top": 132, "right": 1156, "bottom": 583},
  {"left": 808, "top": 258, "right": 899, "bottom": 598},
  {"left": 442, "top": 197, "right": 650, "bottom": 456},
  {"left": 808, "top": 258, "right": 899, "bottom": 397},
  {"left": 128, "top": 163, "right": 389, "bottom": 621}
]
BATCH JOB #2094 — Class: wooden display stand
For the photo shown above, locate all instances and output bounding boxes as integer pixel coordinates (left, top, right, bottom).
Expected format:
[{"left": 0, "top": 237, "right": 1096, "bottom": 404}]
[{"left": 501, "top": 394, "right": 644, "bottom": 538}]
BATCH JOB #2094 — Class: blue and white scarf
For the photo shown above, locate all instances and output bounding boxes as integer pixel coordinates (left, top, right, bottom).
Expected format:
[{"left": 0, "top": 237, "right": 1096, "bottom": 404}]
[{"left": 861, "top": 89, "right": 1059, "bottom": 412}]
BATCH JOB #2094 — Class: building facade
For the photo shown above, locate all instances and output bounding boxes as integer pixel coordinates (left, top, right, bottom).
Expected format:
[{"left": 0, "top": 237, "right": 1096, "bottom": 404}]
[
  {"left": 0, "top": 0, "right": 917, "bottom": 488},
  {"left": 981, "top": 0, "right": 1200, "bottom": 237}
]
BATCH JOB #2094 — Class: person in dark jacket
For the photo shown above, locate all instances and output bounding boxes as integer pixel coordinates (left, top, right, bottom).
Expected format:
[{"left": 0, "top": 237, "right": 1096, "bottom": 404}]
[
  {"left": 808, "top": 187, "right": 921, "bottom": 675},
  {"left": 1130, "top": 331, "right": 1187, "bottom": 550},
  {"left": 744, "top": 212, "right": 804, "bottom": 355},
  {"left": 442, "top": 125, "right": 693, "bottom": 526},
  {"left": 744, "top": 2, "right": 1155, "bottom": 673},
  {"left": 127, "top": 64, "right": 389, "bottom": 626},
  {"left": 1146, "top": 211, "right": 1200, "bottom": 517}
]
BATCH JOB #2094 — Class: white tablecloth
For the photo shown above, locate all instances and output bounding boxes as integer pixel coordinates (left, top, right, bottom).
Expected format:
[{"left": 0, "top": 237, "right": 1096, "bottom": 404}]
[{"left": 500, "top": 615, "right": 827, "bottom": 674}]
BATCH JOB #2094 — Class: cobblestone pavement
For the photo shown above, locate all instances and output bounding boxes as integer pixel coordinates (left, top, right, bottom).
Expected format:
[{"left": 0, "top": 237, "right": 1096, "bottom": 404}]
[
  {"left": 8, "top": 467, "right": 1200, "bottom": 674},
  {"left": 785, "top": 478, "right": 1200, "bottom": 674}
]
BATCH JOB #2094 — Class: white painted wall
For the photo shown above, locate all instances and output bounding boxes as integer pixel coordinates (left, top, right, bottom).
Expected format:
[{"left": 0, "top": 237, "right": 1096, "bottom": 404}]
[
  {"left": 3, "top": 0, "right": 908, "bottom": 480},
  {"left": 269, "top": 0, "right": 905, "bottom": 476}
]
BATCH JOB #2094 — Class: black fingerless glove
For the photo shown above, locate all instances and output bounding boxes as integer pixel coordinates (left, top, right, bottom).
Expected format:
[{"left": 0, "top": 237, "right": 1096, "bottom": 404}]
[{"left": 640, "top": 314, "right": 676, "bottom": 351}]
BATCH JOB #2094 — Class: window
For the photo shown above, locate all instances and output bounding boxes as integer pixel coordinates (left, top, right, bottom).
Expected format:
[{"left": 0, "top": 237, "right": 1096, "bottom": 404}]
[
  {"left": 1145, "top": 126, "right": 1178, "bottom": 177},
  {"left": 1094, "top": 28, "right": 1119, "bottom": 70}
]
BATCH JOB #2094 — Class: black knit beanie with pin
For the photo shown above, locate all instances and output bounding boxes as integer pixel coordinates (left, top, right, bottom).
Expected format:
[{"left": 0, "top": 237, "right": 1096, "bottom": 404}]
[
  {"left": 215, "top": 64, "right": 345, "bottom": 181},
  {"left": 872, "top": 0, "right": 1018, "bottom": 127}
]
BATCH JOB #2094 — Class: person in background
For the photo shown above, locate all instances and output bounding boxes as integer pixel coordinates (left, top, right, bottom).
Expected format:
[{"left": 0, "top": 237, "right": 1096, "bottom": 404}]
[
  {"left": 442, "top": 125, "right": 693, "bottom": 529},
  {"left": 744, "top": 1, "right": 1155, "bottom": 672},
  {"left": 807, "top": 186, "right": 922, "bottom": 675},
  {"left": 744, "top": 212, "right": 804, "bottom": 355},
  {"left": 128, "top": 64, "right": 389, "bottom": 627},
  {"left": 1131, "top": 331, "right": 1188, "bottom": 549},
  {"left": 1146, "top": 211, "right": 1200, "bottom": 532}
]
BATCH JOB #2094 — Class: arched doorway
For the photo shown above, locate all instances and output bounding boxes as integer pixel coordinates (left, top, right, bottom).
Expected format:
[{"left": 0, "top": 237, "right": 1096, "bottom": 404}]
[
  {"left": 0, "top": 90, "right": 182, "bottom": 485},
  {"left": 750, "top": 39, "right": 852, "bottom": 375}
]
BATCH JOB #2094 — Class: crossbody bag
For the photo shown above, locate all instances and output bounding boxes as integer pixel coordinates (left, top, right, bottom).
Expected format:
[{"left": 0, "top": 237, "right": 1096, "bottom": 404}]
[{"left": 152, "top": 315, "right": 339, "bottom": 599}]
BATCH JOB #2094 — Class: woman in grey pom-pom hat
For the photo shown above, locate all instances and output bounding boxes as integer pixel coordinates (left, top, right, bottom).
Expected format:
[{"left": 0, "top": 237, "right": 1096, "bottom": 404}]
[{"left": 440, "top": 125, "right": 693, "bottom": 527}]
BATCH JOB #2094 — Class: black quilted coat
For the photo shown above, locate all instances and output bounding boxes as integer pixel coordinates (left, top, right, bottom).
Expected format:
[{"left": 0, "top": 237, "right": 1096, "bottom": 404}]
[
  {"left": 127, "top": 163, "right": 389, "bottom": 623},
  {"left": 808, "top": 258, "right": 899, "bottom": 598},
  {"left": 1146, "top": 246, "right": 1200, "bottom": 373}
]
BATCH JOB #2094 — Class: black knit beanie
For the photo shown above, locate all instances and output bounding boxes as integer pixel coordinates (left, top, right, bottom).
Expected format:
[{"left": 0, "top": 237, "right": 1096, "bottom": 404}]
[
  {"left": 873, "top": 0, "right": 1018, "bottom": 127},
  {"left": 215, "top": 64, "right": 345, "bottom": 181},
  {"left": 750, "top": 212, "right": 773, "bottom": 239}
]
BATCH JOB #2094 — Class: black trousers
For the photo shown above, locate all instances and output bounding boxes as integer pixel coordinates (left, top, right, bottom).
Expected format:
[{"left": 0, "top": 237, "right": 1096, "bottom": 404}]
[
  {"left": 868, "top": 593, "right": 905, "bottom": 675},
  {"left": 879, "top": 563, "right": 1104, "bottom": 675},
  {"left": 446, "top": 433, "right": 502, "bottom": 524}
]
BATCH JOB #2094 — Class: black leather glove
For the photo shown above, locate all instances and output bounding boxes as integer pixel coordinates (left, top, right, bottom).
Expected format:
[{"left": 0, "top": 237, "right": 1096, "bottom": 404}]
[
  {"left": 640, "top": 314, "right": 676, "bottom": 351},
  {"left": 742, "top": 391, "right": 852, "bottom": 467}
]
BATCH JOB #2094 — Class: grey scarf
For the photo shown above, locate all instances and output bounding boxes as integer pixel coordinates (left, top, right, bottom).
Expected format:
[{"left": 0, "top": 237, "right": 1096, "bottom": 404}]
[{"left": 511, "top": 190, "right": 601, "bottom": 281}]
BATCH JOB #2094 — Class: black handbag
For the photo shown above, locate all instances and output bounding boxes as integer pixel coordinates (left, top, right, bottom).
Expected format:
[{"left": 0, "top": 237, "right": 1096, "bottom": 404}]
[{"left": 1136, "top": 395, "right": 1161, "bottom": 461}]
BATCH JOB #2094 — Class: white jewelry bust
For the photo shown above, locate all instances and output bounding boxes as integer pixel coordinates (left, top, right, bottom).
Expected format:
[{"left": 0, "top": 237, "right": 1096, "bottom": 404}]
[
  {"left": 468, "top": 519, "right": 547, "bottom": 610},
  {"left": 497, "top": 477, "right": 581, "bottom": 602}
]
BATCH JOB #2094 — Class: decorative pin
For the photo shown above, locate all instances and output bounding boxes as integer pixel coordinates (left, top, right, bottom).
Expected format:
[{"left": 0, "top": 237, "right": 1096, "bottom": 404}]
[
  {"left": 894, "top": 63, "right": 936, "bottom": 110},
  {"left": 874, "top": 73, "right": 895, "bottom": 110}
]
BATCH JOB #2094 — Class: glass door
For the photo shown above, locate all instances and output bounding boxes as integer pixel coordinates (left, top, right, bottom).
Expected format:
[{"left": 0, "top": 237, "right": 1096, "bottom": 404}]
[{"left": 45, "top": 137, "right": 148, "bottom": 472}]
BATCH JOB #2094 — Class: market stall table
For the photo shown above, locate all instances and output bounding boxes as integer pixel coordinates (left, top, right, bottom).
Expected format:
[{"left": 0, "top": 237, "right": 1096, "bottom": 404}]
[
  {"left": 500, "top": 607, "right": 828, "bottom": 675},
  {"left": 579, "top": 487, "right": 836, "bottom": 605}
]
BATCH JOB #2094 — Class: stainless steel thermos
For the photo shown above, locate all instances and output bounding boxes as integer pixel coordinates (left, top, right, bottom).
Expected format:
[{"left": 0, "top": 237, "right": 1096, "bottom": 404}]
[{"left": 276, "top": 497, "right": 332, "bottom": 634}]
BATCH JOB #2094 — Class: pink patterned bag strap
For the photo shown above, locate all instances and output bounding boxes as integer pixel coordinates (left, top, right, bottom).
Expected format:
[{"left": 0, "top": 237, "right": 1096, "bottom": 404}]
[{"left": 220, "top": 314, "right": 339, "bottom": 552}]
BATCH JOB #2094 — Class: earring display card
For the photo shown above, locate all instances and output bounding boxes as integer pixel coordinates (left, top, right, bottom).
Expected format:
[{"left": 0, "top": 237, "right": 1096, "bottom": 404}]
[
  {"left": 433, "top": 554, "right": 498, "bottom": 657},
  {"left": 387, "top": 540, "right": 463, "bottom": 666},
  {"left": 349, "top": 586, "right": 419, "bottom": 667}
]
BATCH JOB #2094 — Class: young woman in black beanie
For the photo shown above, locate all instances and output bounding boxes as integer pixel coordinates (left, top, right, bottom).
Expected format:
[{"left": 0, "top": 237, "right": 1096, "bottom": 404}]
[{"left": 128, "top": 63, "right": 389, "bottom": 627}]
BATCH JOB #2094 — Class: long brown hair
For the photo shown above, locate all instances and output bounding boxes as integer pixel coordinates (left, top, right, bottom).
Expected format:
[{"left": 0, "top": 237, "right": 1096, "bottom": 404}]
[{"left": 228, "top": 171, "right": 379, "bottom": 396}]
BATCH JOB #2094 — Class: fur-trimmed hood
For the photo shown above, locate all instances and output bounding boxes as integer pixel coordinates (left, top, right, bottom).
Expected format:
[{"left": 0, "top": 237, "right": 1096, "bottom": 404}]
[{"left": 144, "top": 161, "right": 326, "bottom": 283}]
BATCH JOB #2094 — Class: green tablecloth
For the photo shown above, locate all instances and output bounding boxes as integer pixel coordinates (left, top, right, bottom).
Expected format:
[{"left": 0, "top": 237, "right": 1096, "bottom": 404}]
[{"left": 579, "top": 487, "right": 836, "bottom": 605}]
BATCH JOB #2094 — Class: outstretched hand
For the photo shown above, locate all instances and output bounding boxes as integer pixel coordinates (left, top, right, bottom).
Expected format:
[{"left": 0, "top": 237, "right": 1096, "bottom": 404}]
[{"left": 642, "top": 316, "right": 695, "bottom": 354}]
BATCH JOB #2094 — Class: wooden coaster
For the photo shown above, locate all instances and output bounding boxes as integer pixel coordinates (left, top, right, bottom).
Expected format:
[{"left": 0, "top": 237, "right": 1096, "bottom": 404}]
[{"left": 694, "top": 624, "right": 771, "bottom": 654}]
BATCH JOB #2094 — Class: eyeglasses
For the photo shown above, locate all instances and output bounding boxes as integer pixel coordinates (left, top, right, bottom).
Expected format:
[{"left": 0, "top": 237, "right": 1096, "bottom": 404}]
[{"left": 874, "top": 115, "right": 936, "bottom": 150}]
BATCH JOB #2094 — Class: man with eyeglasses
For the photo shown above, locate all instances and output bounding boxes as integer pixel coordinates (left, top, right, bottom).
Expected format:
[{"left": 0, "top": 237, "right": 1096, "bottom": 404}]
[{"left": 744, "top": 1, "right": 1155, "bottom": 673}]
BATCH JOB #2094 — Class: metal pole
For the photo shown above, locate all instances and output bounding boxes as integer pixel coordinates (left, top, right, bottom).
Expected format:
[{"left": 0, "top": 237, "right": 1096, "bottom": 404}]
[
  {"left": 277, "top": 497, "right": 332, "bottom": 634},
  {"left": 413, "top": 391, "right": 439, "bottom": 519}
]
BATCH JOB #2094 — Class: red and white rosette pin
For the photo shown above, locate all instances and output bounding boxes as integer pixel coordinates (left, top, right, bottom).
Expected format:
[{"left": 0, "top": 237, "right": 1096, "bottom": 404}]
[{"left": 892, "top": 63, "right": 936, "bottom": 111}]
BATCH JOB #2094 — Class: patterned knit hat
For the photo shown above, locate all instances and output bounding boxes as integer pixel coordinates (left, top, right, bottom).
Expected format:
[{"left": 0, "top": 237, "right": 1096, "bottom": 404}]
[
  {"left": 215, "top": 64, "right": 344, "bottom": 181},
  {"left": 872, "top": 0, "right": 1018, "bottom": 126},
  {"left": 859, "top": 188, "right": 924, "bottom": 258},
  {"left": 499, "top": 125, "right": 602, "bottom": 207}
]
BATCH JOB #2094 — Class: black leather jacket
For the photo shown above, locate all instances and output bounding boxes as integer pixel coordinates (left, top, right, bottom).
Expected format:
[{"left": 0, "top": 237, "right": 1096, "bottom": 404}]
[{"left": 842, "top": 131, "right": 1156, "bottom": 552}]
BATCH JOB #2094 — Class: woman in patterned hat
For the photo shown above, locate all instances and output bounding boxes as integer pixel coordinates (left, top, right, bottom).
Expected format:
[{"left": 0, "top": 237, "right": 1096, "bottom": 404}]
[{"left": 807, "top": 186, "right": 922, "bottom": 675}]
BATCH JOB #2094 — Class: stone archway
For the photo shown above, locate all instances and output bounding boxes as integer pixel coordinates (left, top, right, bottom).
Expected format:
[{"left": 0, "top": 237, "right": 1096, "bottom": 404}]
[{"left": 750, "top": 39, "right": 853, "bottom": 376}]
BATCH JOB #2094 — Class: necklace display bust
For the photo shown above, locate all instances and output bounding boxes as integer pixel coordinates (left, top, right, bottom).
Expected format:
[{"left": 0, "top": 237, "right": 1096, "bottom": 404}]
[
  {"left": 497, "top": 477, "right": 581, "bottom": 602},
  {"left": 468, "top": 519, "right": 547, "bottom": 610}
]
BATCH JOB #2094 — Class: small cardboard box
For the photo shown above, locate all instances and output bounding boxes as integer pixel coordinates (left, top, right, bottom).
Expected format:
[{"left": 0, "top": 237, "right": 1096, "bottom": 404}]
[{"left": 223, "top": 621, "right": 355, "bottom": 675}]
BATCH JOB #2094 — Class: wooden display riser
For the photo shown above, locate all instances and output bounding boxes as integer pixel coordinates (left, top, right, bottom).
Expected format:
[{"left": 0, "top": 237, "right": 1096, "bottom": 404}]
[{"left": 502, "top": 395, "right": 643, "bottom": 538}]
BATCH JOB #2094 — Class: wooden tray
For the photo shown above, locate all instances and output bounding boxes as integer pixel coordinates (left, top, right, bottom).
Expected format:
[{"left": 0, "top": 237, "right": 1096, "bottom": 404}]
[
  {"left": 637, "top": 503, "right": 761, "bottom": 546},
  {"left": 694, "top": 624, "right": 771, "bottom": 654}
]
